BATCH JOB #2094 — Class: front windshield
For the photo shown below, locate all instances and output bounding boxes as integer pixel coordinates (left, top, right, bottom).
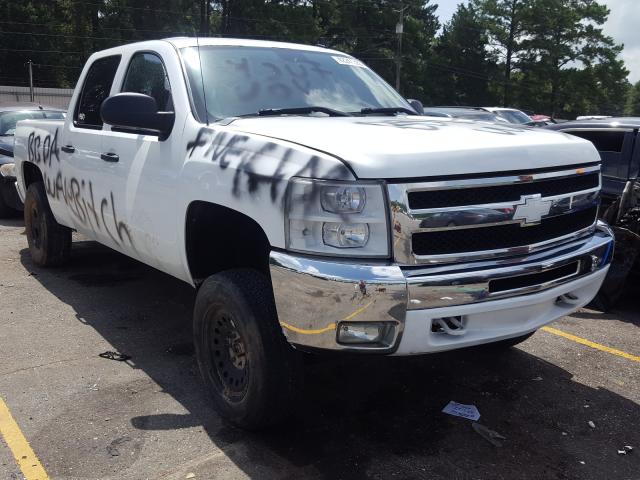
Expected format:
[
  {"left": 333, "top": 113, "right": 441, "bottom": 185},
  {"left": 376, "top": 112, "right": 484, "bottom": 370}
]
[
  {"left": 0, "top": 110, "right": 65, "bottom": 136},
  {"left": 495, "top": 109, "right": 532, "bottom": 124},
  {"left": 181, "top": 46, "right": 410, "bottom": 120}
]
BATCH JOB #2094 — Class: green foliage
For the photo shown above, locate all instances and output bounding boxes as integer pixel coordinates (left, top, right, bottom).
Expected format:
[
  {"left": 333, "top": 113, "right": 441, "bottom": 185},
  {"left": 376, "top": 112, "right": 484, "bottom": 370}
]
[
  {"left": 516, "top": 0, "right": 628, "bottom": 115},
  {"left": 429, "top": 3, "right": 498, "bottom": 106},
  {"left": 0, "top": 0, "right": 631, "bottom": 119},
  {"left": 627, "top": 81, "right": 640, "bottom": 116},
  {"left": 471, "top": 0, "right": 529, "bottom": 105}
]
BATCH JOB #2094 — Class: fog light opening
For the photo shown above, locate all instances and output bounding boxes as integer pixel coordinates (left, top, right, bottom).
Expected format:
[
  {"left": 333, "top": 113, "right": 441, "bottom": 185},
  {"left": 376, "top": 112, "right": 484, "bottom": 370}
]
[
  {"left": 556, "top": 293, "right": 581, "bottom": 306},
  {"left": 337, "top": 322, "right": 396, "bottom": 346},
  {"left": 431, "top": 316, "right": 466, "bottom": 336}
]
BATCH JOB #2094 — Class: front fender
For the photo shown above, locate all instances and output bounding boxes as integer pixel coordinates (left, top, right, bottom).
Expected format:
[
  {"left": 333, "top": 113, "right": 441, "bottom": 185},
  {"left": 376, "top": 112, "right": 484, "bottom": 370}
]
[{"left": 180, "top": 126, "right": 355, "bottom": 249}]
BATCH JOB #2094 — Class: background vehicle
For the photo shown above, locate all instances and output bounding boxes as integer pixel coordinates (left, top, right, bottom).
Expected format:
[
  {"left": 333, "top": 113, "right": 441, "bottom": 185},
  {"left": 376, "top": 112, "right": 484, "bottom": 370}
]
[
  {"left": 484, "top": 107, "right": 534, "bottom": 125},
  {"left": 576, "top": 115, "right": 612, "bottom": 121},
  {"left": 547, "top": 118, "right": 640, "bottom": 309},
  {"left": 530, "top": 114, "right": 557, "bottom": 126},
  {"left": 0, "top": 104, "right": 66, "bottom": 217},
  {"left": 421, "top": 106, "right": 502, "bottom": 122},
  {"left": 12, "top": 38, "right": 613, "bottom": 429}
]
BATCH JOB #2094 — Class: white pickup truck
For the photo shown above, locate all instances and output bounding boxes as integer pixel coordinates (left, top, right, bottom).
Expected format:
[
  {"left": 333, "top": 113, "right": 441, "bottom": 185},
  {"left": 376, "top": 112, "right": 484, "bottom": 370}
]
[{"left": 13, "top": 38, "right": 613, "bottom": 429}]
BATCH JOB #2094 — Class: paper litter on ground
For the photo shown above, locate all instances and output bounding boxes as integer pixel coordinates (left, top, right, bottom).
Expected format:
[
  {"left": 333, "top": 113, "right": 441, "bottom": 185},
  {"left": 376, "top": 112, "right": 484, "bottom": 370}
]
[{"left": 442, "top": 401, "right": 481, "bottom": 421}]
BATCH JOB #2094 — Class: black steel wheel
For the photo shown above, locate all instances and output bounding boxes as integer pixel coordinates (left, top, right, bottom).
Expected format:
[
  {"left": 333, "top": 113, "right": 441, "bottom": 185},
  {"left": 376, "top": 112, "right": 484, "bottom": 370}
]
[
  {"left": 24, "top": 181, "right": 71, "bottom": 267},
  {"left": 193, "top": 269, "right": 301, "bottom": 430},
  {"left": 206, "top": 310, "right": 250, "bottom": 401}
]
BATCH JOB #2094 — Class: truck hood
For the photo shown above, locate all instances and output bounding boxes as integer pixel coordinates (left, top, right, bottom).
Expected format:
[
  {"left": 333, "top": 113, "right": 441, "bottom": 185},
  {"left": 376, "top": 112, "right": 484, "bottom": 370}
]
[{"left": 228, "top": 116, "right": 599, "bottom": 179}]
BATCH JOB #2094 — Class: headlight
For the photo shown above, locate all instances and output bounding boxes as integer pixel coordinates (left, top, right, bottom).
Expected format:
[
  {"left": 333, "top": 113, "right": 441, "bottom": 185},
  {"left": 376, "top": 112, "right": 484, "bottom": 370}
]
[
  {"left": 322, "top": 222, "right": 369, "bottom": 248},
  {"left": 286, "top": 178, "right": 389, "bottom": 257},
  {"left": 321, "top": 185, "right": 366, "bottom": 213},
  {"left": 0, "top": 162, "right": 16, "bottom": 178}
]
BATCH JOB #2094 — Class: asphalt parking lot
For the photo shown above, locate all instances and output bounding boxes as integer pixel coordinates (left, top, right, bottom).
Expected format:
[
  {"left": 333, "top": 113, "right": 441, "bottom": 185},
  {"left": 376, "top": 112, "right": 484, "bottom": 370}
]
[{"left": 1, "top": 217, "right": 638, "bottom": 480}]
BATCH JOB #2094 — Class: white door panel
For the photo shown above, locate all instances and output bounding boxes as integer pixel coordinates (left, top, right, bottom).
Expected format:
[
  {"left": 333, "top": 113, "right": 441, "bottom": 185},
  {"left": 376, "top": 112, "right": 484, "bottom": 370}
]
[
  {"left": 97, "top": 46, "right": 189, "bottom": 277},
  {"left": 60, "top": 54, "right": 124, "bottom": 246},
  {"left": 60, "top": 126, "right": 109, "bottom": 240},
  {"left": 98, "top": 130, "right": 177, "bottom": 268}
]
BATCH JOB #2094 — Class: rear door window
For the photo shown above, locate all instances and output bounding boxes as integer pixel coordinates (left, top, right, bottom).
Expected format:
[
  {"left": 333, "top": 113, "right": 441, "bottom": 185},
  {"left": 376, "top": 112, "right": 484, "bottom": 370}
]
[
  {"left": 565, "top": 129, "right": 632, "bottom": 179},
  {"left": 74, "top": 55, "right": 121, "bottom": 129},
  {"left": 568, "top": 130, "right": 625, "bottom": 152}
]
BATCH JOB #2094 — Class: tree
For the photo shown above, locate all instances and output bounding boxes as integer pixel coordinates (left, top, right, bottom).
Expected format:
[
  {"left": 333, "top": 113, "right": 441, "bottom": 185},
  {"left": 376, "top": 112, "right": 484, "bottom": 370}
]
[
  {"left": 0, "top": 0, "right": 632, "bottom": 119},
  {"left": 520, "top": 0, "right": 626, "bottom": 116},
  {"left": 588, "top": 56, "right": 630, "bottom": 115},
  {"left": 627, "top": 81, "right": 640, "bottom": 115},
  {"left": 472, "top": 0, "right": 529, "bottom": 105},
  {"left": 429, "top": 3, "right": 497, "bottom": 106},
  {"left": 310, "top": 0, "right": 438, "bottom": 98}
]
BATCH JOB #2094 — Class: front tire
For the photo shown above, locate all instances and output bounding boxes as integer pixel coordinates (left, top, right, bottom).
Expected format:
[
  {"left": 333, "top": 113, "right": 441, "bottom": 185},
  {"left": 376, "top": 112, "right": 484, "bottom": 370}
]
[
  {"left": 24, "top": 181, "right": 71, "bottom": 267},
  {"left": 193, "top": 269, "right": 301, "bottom": 430}
]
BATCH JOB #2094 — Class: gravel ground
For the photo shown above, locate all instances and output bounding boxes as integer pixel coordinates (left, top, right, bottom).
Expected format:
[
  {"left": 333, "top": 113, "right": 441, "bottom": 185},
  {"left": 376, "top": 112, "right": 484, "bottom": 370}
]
[{"left": 0, "top": 217, "right": 638, "bottom": 480}]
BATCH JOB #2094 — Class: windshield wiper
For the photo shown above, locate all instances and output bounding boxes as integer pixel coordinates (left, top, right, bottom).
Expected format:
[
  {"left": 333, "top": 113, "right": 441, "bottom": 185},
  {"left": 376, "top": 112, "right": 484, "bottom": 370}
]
[
  {"left": 359, "top": 106, "right": 417, "bottom": 116},
  {"left": 257, "top": 106, "right": 350, "bottom": 117}
]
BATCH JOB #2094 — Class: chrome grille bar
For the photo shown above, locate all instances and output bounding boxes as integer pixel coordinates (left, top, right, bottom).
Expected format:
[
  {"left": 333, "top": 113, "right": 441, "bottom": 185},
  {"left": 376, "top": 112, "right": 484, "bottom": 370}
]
[
  {"left": 400, "top": 165, "right": 601, "bottom": 192},
  {"left": 388, "top": 164, "right": 601, "bottom": 265}
]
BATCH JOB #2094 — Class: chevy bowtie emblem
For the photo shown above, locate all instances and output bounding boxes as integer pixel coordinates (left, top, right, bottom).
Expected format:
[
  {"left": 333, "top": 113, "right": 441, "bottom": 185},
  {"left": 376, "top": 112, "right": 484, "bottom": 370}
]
[{"left": 513, "top": 194, "right": 552, "bottom": 225}]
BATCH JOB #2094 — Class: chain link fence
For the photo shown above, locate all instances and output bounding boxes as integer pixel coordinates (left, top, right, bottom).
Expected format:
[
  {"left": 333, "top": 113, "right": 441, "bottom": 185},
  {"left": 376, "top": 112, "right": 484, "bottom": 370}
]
[{"left": 0, "top": 85, "right": 74, "bottom": 109}]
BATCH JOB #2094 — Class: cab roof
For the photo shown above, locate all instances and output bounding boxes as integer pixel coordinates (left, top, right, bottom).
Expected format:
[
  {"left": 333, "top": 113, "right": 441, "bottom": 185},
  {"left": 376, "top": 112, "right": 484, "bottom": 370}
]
[
  {"left": 163, "top": 37, "right": 346, "bottom": 55},
  {"left": 86, "top": 37, "right": 351, "bottom": 64}
]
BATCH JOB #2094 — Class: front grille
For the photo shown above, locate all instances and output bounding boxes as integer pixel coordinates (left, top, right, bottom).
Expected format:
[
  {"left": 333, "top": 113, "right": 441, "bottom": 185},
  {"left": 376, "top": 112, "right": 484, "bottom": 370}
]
[
  {"left": 412, "top": 207, "right": 597, "bottom": 256},
  {"left": 408, "top": 172, "right": 599, "bottom": 209}
]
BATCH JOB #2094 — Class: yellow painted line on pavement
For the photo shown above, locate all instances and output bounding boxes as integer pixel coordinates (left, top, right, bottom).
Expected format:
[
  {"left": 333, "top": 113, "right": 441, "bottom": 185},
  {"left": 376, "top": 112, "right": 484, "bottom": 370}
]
[
  {"left": 0, "top": 397, "right": 49, "bottom": 480},
  {"left": 280, "top": 300, "right": 375, "bottom": 335},
  {"left": 542, "top": 326, "right": 640, "bottom": 363}
]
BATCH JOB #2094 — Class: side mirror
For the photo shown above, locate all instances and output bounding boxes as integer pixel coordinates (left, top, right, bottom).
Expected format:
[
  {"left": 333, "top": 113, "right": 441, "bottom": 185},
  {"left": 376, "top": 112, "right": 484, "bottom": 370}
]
[
  {"left": 407, "top": 98, "right": 424, "bottom": 115},
  {"left": 101, "top": 93, "right": 174, "bottom": 139}
]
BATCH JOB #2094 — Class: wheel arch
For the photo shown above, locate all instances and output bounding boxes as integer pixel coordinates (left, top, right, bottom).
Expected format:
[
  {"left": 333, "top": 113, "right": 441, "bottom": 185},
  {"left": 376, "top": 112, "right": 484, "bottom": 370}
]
[
  {"left": 184, "top": 201, "right": 272, "bottom": 284},
  {"left": 22, "top": 161, "right": 44, "bottom": 190}
]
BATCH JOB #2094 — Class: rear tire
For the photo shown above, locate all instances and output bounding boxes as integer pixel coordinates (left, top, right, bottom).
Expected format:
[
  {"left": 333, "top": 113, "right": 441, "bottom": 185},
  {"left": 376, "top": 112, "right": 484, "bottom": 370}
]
[
  {"left": 193, "top": 269, "right": 301, "bottom": 430},
  {"left": 0, "top": 188, "right": 19, "bottom": 218},
  {"left": 24, "top": 181, "right": 71, "bottom": 267}
]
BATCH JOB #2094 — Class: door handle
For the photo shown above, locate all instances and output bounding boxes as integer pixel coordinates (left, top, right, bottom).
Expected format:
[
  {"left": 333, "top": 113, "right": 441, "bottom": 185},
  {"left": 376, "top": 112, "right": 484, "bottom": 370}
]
[
  {"left": 100, "top": 152, "right": 119, "bottom": 163},
  {"left": 61, "top": 145, "right": 75, "bottom": 154}
]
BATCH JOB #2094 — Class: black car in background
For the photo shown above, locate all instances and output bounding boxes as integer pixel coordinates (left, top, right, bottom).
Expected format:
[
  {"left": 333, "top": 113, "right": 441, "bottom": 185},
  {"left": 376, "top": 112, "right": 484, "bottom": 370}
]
[
  {"left": 547, "top": 118, "right": 640, "bottom": 309},
  {"left": 0, "top": 104, "right": 66, "bottom": 217}
]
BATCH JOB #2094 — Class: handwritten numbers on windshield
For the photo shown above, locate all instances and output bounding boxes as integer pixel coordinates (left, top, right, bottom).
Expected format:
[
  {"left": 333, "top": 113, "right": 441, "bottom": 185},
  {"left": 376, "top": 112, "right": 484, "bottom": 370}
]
[{"left": 225, "top": 56, "right": 333, "bottom": 102}]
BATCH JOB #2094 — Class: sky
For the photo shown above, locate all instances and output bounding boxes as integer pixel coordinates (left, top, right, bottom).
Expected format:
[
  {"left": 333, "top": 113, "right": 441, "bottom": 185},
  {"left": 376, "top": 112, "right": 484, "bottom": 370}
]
[{"left": 434, "top": 0, "right": 640, "bottom": 84}]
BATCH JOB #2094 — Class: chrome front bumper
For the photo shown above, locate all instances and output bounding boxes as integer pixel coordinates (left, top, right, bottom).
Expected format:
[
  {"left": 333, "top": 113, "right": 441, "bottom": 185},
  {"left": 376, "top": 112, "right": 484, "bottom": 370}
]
[{"left": 269, "top": 223, "right": 614, "bottom": 354}]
